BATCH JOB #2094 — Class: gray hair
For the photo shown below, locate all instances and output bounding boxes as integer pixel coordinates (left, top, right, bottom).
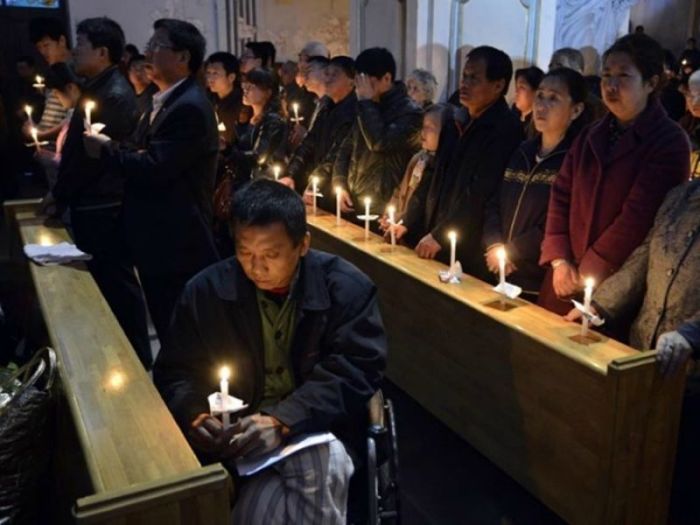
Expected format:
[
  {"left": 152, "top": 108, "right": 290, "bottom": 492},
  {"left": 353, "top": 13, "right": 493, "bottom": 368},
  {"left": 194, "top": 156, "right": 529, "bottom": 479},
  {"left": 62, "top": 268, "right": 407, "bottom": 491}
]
[
  {"left": 301, "top": 41, "right": 329, "bottom": 59},
  {"left": 549, "top": 47, "right": 585, "bottom": 74},
  {"left": 407, "top": 68, "right": 438, "bottom": 103}
]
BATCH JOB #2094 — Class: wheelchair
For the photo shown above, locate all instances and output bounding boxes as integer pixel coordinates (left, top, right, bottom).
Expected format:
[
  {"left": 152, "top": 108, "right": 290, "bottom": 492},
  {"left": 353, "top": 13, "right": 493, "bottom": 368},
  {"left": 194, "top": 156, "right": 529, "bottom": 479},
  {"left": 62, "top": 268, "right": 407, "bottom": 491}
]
[{"left": 366, "top": 389, "right": 401, "bottom": 524}]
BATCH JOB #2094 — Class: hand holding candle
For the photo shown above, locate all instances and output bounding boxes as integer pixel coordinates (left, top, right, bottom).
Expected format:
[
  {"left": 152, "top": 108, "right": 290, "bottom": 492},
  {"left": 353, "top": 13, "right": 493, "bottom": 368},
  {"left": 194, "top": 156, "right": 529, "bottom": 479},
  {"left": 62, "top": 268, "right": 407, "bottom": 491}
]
[
  {"left": 292, "top": 102, "right": 301, "bottom": 123},
  {"left": 33, "top": 75, "right": 45, "bottom": 89}
]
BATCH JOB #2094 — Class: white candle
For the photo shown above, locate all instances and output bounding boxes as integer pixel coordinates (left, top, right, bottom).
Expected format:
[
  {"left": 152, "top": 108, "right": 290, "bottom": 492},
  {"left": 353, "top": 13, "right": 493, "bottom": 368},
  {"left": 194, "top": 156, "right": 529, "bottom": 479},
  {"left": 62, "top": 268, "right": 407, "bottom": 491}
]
[
  {"left": 84, "top": 100, "right": 96, "bottom": 128},
  {"left": 364, "top": 197, "right": 371, "bottom": 241},
  {"left": 497, "top": 246, "right": 507, "bottom": 287},
  {"left": 311, "top": 176, "right": 319, "bottom": 215},
  {"left": 335, "top": 186, "right": 342, "bottom": 226},
  {"left": 34, "top": 75, "right": 44, "bottom": 87},
  {"left": 24, "top": 105, "right": 34, "bottom": 126},
  {"left": 273, "top": 165, "right": 281, "bottom": 181},
  {"left": 30, "top": 127, "right": 40, "bottom": 151},
  {"left": 217, "top": 121, "right": 226, "bottom": 132},
  {"left": 448, "top": 231, "right": 457, "bottom": 269},
  {"left": 387, "top": 205, "right": 396, "bottom": 248},
  {"left": 292, "top": 102, "right": 300, "bottom": 122},
  {"left": 219, "top": 366, "right": 231, "bottom": 429},
  {"left": 582, "top": 277, "right": 594, "bottom": 336}
]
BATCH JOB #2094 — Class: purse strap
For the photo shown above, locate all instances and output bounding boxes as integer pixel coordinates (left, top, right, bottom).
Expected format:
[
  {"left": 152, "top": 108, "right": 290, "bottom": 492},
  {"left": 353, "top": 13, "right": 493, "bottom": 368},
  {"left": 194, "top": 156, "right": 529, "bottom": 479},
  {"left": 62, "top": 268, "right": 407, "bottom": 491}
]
[{"left": 0, "top": 348, "right": 57, "bottom": 414}]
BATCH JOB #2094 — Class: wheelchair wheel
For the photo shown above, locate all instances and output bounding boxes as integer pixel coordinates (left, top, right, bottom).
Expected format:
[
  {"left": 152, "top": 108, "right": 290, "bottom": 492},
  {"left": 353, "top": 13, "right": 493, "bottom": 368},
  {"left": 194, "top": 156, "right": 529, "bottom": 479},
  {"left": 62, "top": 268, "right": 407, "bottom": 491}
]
[{"left": 367, "top": 436, "right": 379, "bottom": 525}]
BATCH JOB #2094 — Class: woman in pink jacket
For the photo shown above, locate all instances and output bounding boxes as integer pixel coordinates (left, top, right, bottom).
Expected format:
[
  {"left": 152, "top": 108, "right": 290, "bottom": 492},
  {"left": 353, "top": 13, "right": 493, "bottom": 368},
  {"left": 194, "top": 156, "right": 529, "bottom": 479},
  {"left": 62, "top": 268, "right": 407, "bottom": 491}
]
[{"left": 539, "top": 34, "right": 690, "bottom": 314}]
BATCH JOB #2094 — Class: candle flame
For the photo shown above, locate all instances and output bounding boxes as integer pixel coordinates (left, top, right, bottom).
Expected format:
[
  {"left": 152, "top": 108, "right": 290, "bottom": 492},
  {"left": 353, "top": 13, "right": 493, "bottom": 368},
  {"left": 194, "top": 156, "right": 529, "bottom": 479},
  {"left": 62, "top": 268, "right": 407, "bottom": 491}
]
[
  {"left": 24, "top": 105, "right": 33, "bottom": 116},
  {"left": 217, "top": 122, "right": 226, "bottom": 132},
  {"left": 448, "top": 230, "right": 457, "bottom": 242},
  {"left": 219, "top": 366, "right": 231, "bottom": 381},
  {"left": 364, "top": 196, "right": 371, "bottom": 206},
  {"left": 311, "top": 176, "right": 319, "bottom": 185},
  {"left": 335, "top": 186, "right": 342, "bottom": 196},
  {"left": 84, "top": 100, "right": 96, "bottom": 112},
  {"left": 387, "top": 205, "right": 396, "bottom": 215},
  {"left": 292, "top": 102, "right": 299, "bottom": 111},
  {"left": 584, "top": 277, "right": 595, "bottom": 289},
  {"left": 496, "top": 246, "right": 506, "bottom": 262}
]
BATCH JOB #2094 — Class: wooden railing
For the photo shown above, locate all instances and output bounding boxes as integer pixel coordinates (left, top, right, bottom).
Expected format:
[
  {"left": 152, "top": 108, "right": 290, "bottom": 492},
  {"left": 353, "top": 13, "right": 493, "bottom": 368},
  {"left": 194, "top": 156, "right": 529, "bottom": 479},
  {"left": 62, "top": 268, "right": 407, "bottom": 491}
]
[
  {"left": 307, "top": 209, "right": 685, "bottom": 525},
  {"left": 4, "top": 200, "right": 230, "bottom": 525}
]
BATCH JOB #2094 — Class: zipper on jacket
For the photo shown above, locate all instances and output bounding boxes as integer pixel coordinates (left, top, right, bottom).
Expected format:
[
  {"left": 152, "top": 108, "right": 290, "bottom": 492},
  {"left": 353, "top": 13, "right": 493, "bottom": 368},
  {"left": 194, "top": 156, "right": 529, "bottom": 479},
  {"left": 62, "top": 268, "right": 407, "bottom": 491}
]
[{"left": 506, "top": 148, "right": 565, "bottom": 243}]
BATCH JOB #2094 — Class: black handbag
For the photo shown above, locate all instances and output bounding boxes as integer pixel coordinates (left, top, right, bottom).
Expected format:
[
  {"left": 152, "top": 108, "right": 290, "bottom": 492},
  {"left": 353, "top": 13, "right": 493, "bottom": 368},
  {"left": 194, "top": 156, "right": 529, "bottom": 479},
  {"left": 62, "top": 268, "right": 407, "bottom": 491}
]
[{"left": 0, "top": 348, "right": 57, "bottom": 525}]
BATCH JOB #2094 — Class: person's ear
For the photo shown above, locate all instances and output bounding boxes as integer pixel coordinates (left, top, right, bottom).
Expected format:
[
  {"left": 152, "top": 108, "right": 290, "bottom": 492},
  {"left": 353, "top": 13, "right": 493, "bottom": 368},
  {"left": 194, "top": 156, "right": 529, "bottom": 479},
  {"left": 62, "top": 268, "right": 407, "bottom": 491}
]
[
  {"left": 571, "top": 102, "right": 585, "bottom": 121},
  {"left": 180, "top": 50, "right": 191, "bottom": 68},
  {"left": 382, "top": 72, "right": 392, "bottom": 87},
  {"left": 98, "top": 46, "right": 109, "bottom": 62},
  {"left": 493, "top": 78, "right": 506, "bottom": 97},
  {"left": 59, "top": 35, "right": 67, "bottom": 49},
  {"left": 228, "top": 72, "right": 236, "bottom": 85},
  {"left": 645, "top": 74, "right": 660, "bottom": 93},
  {"left": 300, "top": 232, "right": 311, "bottom": 257}
]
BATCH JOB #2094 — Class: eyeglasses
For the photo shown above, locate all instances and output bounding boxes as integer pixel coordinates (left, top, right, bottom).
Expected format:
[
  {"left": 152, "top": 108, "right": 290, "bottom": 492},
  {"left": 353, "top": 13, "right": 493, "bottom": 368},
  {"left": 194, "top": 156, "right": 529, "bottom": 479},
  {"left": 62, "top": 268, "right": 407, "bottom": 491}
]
[{"left": 145, "top": 37, "right": 175, "bottom": 53}]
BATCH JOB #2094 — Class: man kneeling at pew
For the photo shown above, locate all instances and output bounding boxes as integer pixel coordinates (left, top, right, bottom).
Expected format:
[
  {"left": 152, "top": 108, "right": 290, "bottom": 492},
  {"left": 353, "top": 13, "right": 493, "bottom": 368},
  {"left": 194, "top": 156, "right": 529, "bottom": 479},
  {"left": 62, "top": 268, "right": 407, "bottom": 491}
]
[{"left": 154, "top": 179, "right": 387, "bottom": 524}]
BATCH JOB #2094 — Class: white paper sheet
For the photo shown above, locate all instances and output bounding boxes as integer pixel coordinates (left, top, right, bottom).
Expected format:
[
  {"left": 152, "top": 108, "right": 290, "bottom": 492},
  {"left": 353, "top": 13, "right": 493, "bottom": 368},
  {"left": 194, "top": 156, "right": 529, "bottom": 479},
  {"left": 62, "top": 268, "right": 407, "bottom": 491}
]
[
  {"left": 23, "top": 242, "right": 92, "bottom": 266},
  {"left": 235, "top": 432, "right": 336, "bottom": 476}
]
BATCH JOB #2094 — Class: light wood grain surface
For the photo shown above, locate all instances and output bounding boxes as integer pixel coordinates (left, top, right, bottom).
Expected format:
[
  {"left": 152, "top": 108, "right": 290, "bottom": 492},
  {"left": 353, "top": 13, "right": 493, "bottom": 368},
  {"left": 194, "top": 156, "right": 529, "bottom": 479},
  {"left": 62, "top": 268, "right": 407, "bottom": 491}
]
[
  {"left": 307, "top": 209, "right": 684, "bottom": 525},
  {"left": 10, "top": 205, "right": 230, "bottom": 524}
]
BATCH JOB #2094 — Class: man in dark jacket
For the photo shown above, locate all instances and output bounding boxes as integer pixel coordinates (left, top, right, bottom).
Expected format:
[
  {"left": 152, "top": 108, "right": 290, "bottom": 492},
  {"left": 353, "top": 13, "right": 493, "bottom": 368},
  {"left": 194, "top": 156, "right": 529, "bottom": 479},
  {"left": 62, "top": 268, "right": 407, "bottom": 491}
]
[
  {"left": 54, "top": 17, "right": 151, "bottom": 367},
  {"left": 287, "top": 56, "right": 357, "bottom": 207},
  {"left": 84, "top": 19, "right": 220, "bottom": 344},
  {"left": 333, "top": 47, "right": 422, "bottom": 216},
  {"left": 154, "top": 180, "right": 387, "bottom": 523},
  {"left": 403, "top": 46, "right": 523, "bottom": 279}
]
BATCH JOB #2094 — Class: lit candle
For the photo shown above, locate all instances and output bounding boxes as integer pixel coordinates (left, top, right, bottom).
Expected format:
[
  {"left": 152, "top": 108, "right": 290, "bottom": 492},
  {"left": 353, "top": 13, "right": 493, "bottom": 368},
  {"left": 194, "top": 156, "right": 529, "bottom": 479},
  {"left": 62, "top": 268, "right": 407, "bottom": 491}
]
[
  {"left": 292, "top": 102, "right": 300, "bottom": 122},
  {"left": 219, "top": 366, "right": 231, "bottom": 429},
  {"left": 30, "top": 127, "right": 40, "bottom": 151},
  {"left": 34, "top": 75, "right": 45, "bottom": 88},
  {"left": 311, "top": 176, "right": 319, "bottom": 215},
  {"left": 497, "top": 246, "right": 507, "bottom": 288},
  {"left": 582, "top": 277, "right": 594, "bottom": 337},
  {"left": 335, "top": 186, "right": 342, "bottom": 226},
  {"left": 273, "top": 164, "right": 281, "bottom": 181},
  {"left": 24, "top": 105, "right": 34, "bottom": 127},
  {"left": 387, "top": 205, "right": 396, "bottom": 248},
  {"left": 217, "top": 121, "right": 226, "bottom": 132},
  {"left": 84, "top": 100, "right": 96, "bottom": 129},
  {"left": 448, "top": 231, "right": 457, "bottom": 270},
  {"left": 364, "top": 197, "right": 371, "bottom": 241}
]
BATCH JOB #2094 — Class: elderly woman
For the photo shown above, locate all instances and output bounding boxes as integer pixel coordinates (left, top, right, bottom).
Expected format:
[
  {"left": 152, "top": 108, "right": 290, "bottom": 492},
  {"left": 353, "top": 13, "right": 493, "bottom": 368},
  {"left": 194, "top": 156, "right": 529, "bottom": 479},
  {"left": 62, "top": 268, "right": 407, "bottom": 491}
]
[
  {"left": 406, "top": 68, "right": 438, "bottom": 108},
  {"left": 539, "top": 33, "right": 690, "bottom": 314},
  {"left": 566, "top": 180, "right": 700, "bottom": 525}
]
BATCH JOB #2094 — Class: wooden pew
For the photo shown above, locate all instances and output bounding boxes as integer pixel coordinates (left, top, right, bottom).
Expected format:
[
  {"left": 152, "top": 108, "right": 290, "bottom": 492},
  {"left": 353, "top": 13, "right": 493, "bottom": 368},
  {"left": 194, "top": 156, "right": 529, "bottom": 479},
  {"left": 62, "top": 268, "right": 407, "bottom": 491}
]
[
  {"left": 307, "top": 210, "right": 685, "bottom": 525},
  {"left": 4, "top": 201, "right": 230, "bottom": 525}
]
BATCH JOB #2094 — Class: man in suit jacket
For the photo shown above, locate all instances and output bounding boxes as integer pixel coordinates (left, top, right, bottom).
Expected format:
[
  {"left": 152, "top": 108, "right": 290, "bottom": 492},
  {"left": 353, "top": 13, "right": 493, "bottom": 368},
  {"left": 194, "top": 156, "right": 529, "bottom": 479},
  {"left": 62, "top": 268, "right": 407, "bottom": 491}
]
[
  {"left": 55, "top": 17, "right": 151, "bottom": 368},
  {"left": 84, "top": 19, "right": 220, "bottom": 344}
]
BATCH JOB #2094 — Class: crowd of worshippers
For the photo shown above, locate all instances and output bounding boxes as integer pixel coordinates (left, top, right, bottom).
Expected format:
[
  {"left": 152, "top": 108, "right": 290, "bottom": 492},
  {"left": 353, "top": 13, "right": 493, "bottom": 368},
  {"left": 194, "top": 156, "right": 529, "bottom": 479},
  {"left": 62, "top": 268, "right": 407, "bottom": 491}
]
[{"left": 5, "top": 14, "right": 700, "bottom": 524}]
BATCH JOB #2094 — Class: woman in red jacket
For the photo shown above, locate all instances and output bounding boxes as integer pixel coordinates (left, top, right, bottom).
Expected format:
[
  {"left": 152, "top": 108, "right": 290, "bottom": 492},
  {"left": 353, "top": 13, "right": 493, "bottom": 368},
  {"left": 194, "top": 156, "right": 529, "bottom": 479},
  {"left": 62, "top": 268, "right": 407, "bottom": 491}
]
[{"left": 539, "top": 34, "right": 690, "bottom": 314}]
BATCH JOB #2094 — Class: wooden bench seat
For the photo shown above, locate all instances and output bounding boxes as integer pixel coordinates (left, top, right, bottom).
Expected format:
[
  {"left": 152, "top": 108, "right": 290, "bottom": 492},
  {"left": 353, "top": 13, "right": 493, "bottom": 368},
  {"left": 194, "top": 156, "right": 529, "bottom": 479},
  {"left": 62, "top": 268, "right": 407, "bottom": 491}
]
[
  {"left": 307, "top": 209, "right": 685, "bottom": 525},
  {"left": 4, "top": 200, "right": 230, "bottom": 525}
]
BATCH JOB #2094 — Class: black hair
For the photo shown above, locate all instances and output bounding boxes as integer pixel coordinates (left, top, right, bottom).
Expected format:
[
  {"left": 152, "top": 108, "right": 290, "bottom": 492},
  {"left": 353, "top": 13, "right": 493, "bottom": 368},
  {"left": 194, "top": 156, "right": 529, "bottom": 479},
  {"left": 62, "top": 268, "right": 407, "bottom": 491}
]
[
  {"left": 515, "top": 66, "right": 545, "bottom": 91},
  {"left": 663, "top": 49, "right": 678, "bottom": 72},
  {"left": 246, "top": 41, "right": 275, "bottom": 68},
  {"left": 540, "top": 68, "right": 592, "bottom": 139},
  {"left": 355, "top": 47, "right": 396, "bottom": 81},
  {"left": 231, "top": 179, "right": 307, "bottom": 246},
  {"left": 245, "top": 67, "right": 278, "bottom": 92},
  {"left": 329, "top": 56, "right": 356, "bottom": 79},
  {"left": 540, "top": 67, "right": 588, "bottom": 105},
  {"left": 124, "top": 43, "right": 139, "bottom": 56},
  {"left": 16, "top": 55, "right": 35, "bottom": 67},
  {"left": 46, "top": 62, "right": 82, "bottom": 92},
  {"left": 76, "top": 17, "right": 125, "bottom": 65},
  {"left": 467, "top": 46, "right": 513, "bottom": 96},
  {"left": 29, "top": 17, "right": 67, "bottom": 45},
  {"left": 128, "top": 53, "right": 147, "bottom": 68},
  {"left": 206, "top": 51, "right": 240, "bottom": 76},
  {"left": 153, "top": 18, "right": 206, "bottom": 73},
  {"left": 603, "top": 33, "right": 664, "bottom": 90}
]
